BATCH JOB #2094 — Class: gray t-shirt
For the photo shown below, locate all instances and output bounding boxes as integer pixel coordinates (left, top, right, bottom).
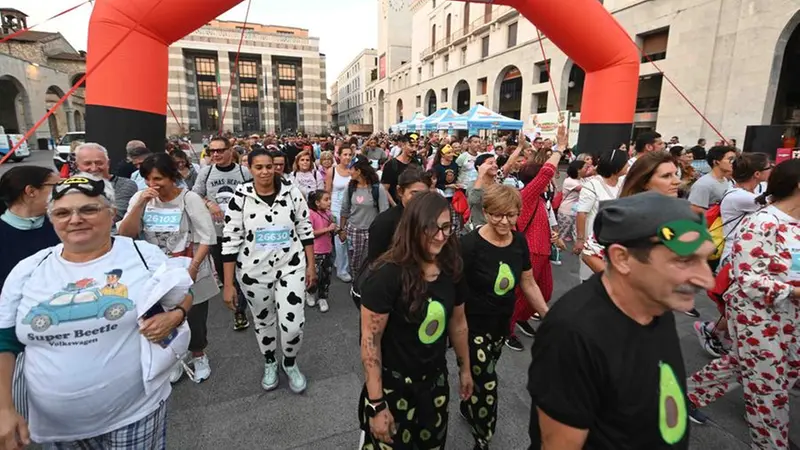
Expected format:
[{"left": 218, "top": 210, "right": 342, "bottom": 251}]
[
  {"left": 341, "top": 184, "right": 390, "bottom": 229},
  {"left": 364, "top": 147, "right": 386, "bottom": 170},
  {"left": 192, "top": 163, "right": 252, "bottom": 235},
  {"left": 688, "top": 173, "right": 731, "bottom": 209}
]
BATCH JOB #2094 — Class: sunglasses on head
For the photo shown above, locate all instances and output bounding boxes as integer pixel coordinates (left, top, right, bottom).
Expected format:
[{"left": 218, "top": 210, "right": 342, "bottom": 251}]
[{"left": 51, "top": 177, "right": 107, "bottom": 201}]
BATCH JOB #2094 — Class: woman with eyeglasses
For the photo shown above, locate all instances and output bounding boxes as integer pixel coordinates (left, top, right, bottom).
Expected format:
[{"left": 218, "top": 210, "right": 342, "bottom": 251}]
[
  {"left": 459, "top": 184, "right": 548, "bottom": 449},
  {"left": 169, "top": 149, "right": 200, "bottom": 191},
  {"left": 359, "top": 192, "right": 472, "bottom": 449},
  {"left": 118, "top": 153, "right": 217, "bottom": 384},
  {"left": 0, "top": 174, "right": 193, "bottom": 448},
  {"left": 222, "top": 148, "right": 316, "bottom": 394},
  {"left": 669, "top": 146, "right": 697, "bottom": 198}
]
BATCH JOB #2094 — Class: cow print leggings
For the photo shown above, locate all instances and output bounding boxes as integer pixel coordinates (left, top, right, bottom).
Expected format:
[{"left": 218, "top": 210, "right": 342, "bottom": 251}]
[{"left": 241, "top": 268, "right": 306, "bottom": 365}]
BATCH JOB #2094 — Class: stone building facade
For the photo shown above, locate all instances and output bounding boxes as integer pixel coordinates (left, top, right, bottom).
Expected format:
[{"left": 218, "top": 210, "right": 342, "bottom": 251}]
[
  {"left": 365, "top": 0, "right": 800, "bottom": 146},
  {"left": 167, "top": 20, "right": 328, "bottom": 136},
  {"left": 332, "top": 48, "right": 378, "bottom": 130},
  {"left": 0, "top": 8, "right": 86, "bottom": 148}
]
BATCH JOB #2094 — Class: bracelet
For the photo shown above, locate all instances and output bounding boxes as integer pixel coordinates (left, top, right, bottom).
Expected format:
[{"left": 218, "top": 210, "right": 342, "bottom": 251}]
[
  {"left": 172, "top": 305, "right": 188, "bottom": 324},
  {"left": 367, "top": 396, "right": 385, "bottom": 404}
]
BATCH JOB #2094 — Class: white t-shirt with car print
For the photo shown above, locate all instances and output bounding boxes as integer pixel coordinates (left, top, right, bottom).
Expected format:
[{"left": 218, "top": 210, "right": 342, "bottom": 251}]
[{"left": 0, "top": 237, "right": 170, "bottom": 442}]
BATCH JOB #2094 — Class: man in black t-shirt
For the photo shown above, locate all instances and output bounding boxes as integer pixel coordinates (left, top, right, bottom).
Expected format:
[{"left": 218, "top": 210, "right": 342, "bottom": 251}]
[
  {"left": 381, "top": 133, "right": 421, "bottom": 205},
  {"left": 528, "top": 192, "right": 716, "bottom": 450}
]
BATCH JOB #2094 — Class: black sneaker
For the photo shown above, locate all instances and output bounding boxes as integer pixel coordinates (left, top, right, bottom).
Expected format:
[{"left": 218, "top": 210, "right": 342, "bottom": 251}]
[
  {"left": 505, "top": 335, "right": 524, "bottom": 352},
  {"left": 516, "top": 321, "right": 536, "bottom": 337},
  {"left": 684, "top": 308, "right": 701, "bottom": 318},
  {"left": 688, "top": 403, "right": 709, "bottom": 425},
  {"left": 233, "top": 312, "right": 250, "bottom": 331}
]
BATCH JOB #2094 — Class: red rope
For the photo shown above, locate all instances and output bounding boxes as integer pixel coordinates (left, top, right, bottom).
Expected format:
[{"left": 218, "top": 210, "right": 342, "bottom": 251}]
[
  {"left": 0, "top": 0, "right": 93, "bottom": 45},
  {"left": 167, "top": 101, "right": 185, "bottom": 134},
  {"left": 535, "top": 30, "right": 562, "bottom": 115},
  {"left": 0, "top": 0, "right": 168, "bottom": 166},
  {"left": 218, "top": 0, "right": 252, "bottom": 135}
]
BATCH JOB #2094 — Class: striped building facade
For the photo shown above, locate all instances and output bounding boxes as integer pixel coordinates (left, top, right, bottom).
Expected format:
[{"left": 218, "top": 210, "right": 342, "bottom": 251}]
[{"left": 167, "top": 20, "right": 328, "bottom": 136}]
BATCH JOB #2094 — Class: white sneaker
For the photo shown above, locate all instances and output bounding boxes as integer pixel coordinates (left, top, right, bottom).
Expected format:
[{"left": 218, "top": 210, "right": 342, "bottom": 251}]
[
  {"left": 191, "top": 354, "right": 211, "bottom": 383},
  {"left": 318, "top": 299, "right": 329, "bottom": 313},
  {"left": 306, "top": 293, "right": 316, "bottom": 307},
  {"left": 169, "top": 362, "right": 183, "bottom": 383},
  {"left": 282, "top": 361, "right": 307, "bottom": 394},
  {"left": 262, "top": 362, "right": 279, "bottom": 391},
  {"left": 337, "top": 272, "right": 352, "bottom": 283}
]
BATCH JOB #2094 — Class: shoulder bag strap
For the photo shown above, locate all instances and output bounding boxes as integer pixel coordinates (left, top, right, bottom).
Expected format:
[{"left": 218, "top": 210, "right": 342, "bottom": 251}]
[{"left": 132, "top": 240, "right": 150, "bottom": 271}]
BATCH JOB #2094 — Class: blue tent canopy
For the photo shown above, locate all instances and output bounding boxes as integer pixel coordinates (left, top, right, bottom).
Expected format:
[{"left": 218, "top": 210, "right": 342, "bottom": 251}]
[
  {"left": 390, "top": 112, "right": 426, "bottom": 133},
  {"left": 437, "top": 105, "right": 523, "bottom": 134},
  {"left": 421, "top": 108, "right": 460, "bottom": 132}
]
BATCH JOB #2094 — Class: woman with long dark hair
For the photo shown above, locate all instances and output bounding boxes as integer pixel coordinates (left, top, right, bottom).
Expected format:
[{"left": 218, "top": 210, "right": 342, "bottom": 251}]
[
  {"left": 340, "top": 155, "right": 390, "bottom": 279},
  {"left": 325, "top": 146, "right": 354, "bottom": 281},
  {"left": 221, "top": 148, "right": 316, "bottom": 394},
  {"left": 359, "top": 192, "right": 473, "bottom": 449}
]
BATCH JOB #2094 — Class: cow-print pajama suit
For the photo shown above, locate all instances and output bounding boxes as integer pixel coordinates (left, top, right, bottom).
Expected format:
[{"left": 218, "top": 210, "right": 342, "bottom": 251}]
[{"left": 222, "top": 180, "right": 314, "bottom": 365}]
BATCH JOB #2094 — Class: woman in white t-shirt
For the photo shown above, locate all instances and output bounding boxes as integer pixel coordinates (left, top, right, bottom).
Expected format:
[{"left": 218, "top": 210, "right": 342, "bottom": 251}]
[
  {"left": 291, "top": 150, "right": 325, "bottom": 198},
  {"left": 118, "top": 153, "right": 218, "bottom": 384},
  {"left": 573, "top": 148, "right": 629, "bottom": 281},
  {"left": 0, "top": 174, "right": 192, "bottom": 448}
]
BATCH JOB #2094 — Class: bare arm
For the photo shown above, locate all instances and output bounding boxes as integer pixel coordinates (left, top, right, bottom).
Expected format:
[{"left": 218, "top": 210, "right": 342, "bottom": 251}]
[
  {"left": 448, "top": 304, "right": 470, "bottom": 370},
  {"left": 538, "top": 407, "right": 589, "bottom": 450},
  {"left": 361, "top": 307, "right": 389, "bottom": 400},
  {"left": 690, "top": 204, "right": 707, "bottom": 215},
  {"left": 520, "top": 270, "right": 548, "bottom": 316},
  {"left": 116, "top": 196, "right": 146, "bottom": 238},
  {"left": 0, "top": 353, "right": 28, "bottom": 448},
  {"left": 325, "top": 168, "right": 334, "bottom": 193},
  {"left": 581, "top": 254, "right": 606, "bottom": 274}
]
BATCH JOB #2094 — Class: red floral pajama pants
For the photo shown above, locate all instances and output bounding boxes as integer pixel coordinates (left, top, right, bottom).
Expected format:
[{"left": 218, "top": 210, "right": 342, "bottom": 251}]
[{"left": 687, "top": 300, "right": 800, "bottom": 449}]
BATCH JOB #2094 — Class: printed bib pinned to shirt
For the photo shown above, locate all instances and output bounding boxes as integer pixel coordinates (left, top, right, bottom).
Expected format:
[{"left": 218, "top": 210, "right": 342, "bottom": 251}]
[
  {"left": 255, "top": 225, "right": 292, "bottom": 251},
  {"left": 790, "top": 247, "right": 800, "bottom": 281},
  {"left": 142, "top": 207, "right": 182, "bottom": 233}
]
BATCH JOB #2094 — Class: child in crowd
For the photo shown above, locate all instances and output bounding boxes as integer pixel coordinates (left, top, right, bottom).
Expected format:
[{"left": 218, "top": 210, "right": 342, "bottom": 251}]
[{"left": 307, "top": 190, "right": 336, "bottom": 313}]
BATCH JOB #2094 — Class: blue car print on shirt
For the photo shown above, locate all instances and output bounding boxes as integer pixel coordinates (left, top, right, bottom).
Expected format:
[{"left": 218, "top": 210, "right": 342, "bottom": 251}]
[{"left": 23, "top": 288, "right": 135, "bottom": 333}]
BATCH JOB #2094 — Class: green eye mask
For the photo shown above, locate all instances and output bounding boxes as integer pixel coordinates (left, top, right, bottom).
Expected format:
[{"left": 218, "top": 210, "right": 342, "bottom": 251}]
[{"left": 657, "top": 219, "right": 713, "bottom": 257}]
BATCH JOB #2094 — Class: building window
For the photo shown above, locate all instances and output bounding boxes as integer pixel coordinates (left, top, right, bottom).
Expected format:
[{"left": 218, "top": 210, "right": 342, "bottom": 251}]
[
  {"left": 431, "top": 24, "right": 437, "bottom": 50},
  {"left": 463, "top": 3, "right": 470, "bottom": 29},
  {"left": 441, "top": 88, "right": 448, "bottom": 103},
  {"left": 240, "top": 83, "right": 258, "bottom": 102},
  {"left": 533, "top": 92, "right": 548, "bottom": 113},
  {"left": 239, "top": 60, "right": 257, "bottom": 78},
  {"left": 507, "top": 22, "right": 518, "bottom": 48},
  {"left": 195, "top": 57, "right": 216, "bottom": 76},
  {"left": 478, "top": 77, "right": 487, "bottom": 95},
  {"left": 278, "top": 63, "right": 297, "bottom": 80},
  {"left": 416, "top": 95, "right": 422, "bottom": 107},
  {"left": 418, "top": 67, "right": 422, "bottom": 82},
  {"left": 443, "top": 55, "right": 449, "bottom": 72},
  {"left": 483, "top": 3, "right": 492, "bottom": 23},
  {"left": 279, "top": 85, "right": 296, "bottom": 101},
  {"left": 481, "top": 36, "right": 490, "bottom": 58},
  {"left": 197, "top": 81, "right": 218, "bottom": 100},
  {"left": 535, "top": 60, "right": 551, "bottom": 83},
  {"left": 429, "top": 62, "right": 434, "bottom": 77},
  {"left": 639, "top": 28, "right": 669, "bottom": 62},
  {"left": 432, "top": 0, "right": 436, "bottom": 7}
]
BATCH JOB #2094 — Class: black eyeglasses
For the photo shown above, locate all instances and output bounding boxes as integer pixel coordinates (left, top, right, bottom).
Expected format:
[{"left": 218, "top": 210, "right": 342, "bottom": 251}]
[
  {"left": 207, "top": 148, "right": 228, "bottom": 155},
  {"left": 486, "top": 212, "right": 519, "bottom": 223},
  {"left": 427, "top": 222, "right": 455, "bottom": 238}
]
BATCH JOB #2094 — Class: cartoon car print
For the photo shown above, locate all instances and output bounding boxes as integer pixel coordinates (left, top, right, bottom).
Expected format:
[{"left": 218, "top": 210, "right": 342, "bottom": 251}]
[{"left": 23, "top": 288, "right": 135, "bottom": 332}]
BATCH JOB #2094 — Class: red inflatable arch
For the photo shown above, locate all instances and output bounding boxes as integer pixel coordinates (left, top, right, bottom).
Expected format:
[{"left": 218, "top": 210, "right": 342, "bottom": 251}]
[{"left": 85, "top": 0, "right": 637, "bottom": 162}]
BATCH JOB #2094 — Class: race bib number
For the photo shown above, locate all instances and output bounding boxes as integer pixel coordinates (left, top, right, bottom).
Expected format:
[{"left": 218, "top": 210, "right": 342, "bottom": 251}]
[
  {"left": 790, "top": 248, "right": 800, "bottom": 280},
  {"left": 255, "top": 226, "right": 292, "bottom": 251},
  {"left": 370, "top": 159, "right": 379, "bottom": 169},
  {"left": 143, "top": 207, "right": 182, "bottom": 232}
]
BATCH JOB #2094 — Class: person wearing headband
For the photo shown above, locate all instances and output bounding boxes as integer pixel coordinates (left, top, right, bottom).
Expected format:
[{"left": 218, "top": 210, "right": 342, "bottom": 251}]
[
  {"left": 0, "top": 173, "right": 193, "bottom": 448},
  {"left": 528, "top": 192, "right": 714, "bottom": 450}
]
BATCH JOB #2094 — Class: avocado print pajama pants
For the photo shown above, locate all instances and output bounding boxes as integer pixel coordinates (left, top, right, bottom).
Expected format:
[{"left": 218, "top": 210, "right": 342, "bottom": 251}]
[
  {"left": 359, "top": 370, "right": 449, "bottom": 450},
  {"left": 461, "top": 332, "right": 503, "bottom": 448},
  {"left": 239, "top": 268, "right": 306, "bottom": 364}
]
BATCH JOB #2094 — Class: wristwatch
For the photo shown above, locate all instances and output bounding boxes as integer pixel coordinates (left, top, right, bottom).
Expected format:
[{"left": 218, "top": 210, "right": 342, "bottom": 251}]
[{"left": 365, "top": 399, "right": 388, "bottom": 417}]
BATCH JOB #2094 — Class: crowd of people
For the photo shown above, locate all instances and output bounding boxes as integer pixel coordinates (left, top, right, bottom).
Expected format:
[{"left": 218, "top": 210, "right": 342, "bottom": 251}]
[{"left": 0, "top": 126, "right": 795, "bottom": 449}]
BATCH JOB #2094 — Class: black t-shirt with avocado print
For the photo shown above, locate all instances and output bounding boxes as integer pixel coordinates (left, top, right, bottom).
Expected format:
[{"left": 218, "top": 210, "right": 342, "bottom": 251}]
[
  {"left": 460, "top": 229, "right": 531, "bottom": 339},
  {"left": 361, "top": 262, "right": 465, "bottom": 377},
  {"left": 527, "top": 274, "right": 689, "bottom": 450}
]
